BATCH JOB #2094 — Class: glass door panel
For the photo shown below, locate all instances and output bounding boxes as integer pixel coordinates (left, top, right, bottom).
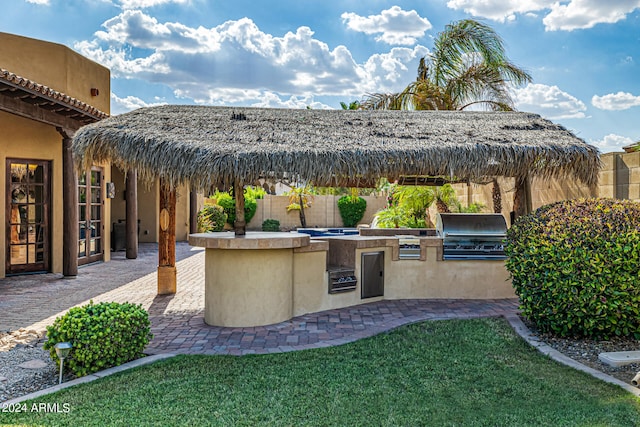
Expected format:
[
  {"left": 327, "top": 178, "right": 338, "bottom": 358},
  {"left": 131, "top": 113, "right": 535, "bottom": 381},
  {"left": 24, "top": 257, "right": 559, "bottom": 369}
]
[
  {"left": 6, "top": 160, "right": 49, "bottom": 274},
  {"left": 78, "top": 167, "right": 104, "bottom": 265}
]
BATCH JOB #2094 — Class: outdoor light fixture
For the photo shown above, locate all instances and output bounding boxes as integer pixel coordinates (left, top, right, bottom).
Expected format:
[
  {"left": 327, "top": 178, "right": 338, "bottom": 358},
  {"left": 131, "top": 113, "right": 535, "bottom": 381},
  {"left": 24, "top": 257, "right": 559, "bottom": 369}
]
[{"left": 54, "top": 342, "right": 72, "bottom": 385}]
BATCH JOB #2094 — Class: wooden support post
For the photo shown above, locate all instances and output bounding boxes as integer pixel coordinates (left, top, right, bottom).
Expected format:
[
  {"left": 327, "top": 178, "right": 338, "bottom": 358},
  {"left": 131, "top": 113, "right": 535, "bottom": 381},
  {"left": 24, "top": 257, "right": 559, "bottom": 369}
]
[
  {"left": 125, "top": 169, "right": 138, "bottom": 259},
  {"left": 60, "top": 129, "right": 78, "bottom": 277},
  {"left": 234, "top": 180, "right": 246, "bottom": 236},
  {"left": 189, "top": 189, "right": 198, "bottom": 234},
  {"left": 513, "top": 174, "right": 532, "bottom": 220},
  {"left": 157, "top": 178, "right": 177, "bottom": 294}
]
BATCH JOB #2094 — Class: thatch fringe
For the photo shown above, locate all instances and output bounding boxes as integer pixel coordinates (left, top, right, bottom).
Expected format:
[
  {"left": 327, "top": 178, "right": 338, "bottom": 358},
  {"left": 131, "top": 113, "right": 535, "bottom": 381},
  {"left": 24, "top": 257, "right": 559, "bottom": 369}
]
[{"left": 72, "top": 105, "right": 600, "bottom": 191}]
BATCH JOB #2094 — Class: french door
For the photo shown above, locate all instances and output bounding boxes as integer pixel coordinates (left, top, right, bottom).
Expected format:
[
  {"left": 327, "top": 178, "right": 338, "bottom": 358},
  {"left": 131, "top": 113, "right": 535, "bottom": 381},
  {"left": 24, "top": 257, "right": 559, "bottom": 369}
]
[
  {"left": 6, "top": 159, "right": 50, "bottom": 275},
  {"left": 78, "top": 167, "right": 104, "bottom": 265}
]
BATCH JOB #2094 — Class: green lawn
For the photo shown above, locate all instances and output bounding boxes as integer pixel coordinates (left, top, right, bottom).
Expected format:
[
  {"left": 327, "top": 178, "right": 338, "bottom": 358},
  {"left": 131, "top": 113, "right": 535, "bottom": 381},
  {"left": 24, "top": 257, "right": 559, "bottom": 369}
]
[{"left": 2, "top": 318, "right": 639, "bottom": 426}]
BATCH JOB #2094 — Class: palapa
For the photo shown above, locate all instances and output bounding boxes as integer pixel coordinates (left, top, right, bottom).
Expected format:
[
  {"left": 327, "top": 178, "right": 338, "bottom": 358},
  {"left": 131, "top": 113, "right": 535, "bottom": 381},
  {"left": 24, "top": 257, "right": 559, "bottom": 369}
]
[
  {"left": 72, "top": 105, "right": 600, "bottom": 294},
  {"left": 72, "top": 105, "right": 600, "bottom": 191}
]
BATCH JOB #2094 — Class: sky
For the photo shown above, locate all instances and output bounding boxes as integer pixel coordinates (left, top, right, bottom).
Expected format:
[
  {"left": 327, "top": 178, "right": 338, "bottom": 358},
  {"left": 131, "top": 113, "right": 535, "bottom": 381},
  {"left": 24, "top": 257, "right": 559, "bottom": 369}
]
[{"left": 3, "top": 0, "right": 640, "bottom": 153}]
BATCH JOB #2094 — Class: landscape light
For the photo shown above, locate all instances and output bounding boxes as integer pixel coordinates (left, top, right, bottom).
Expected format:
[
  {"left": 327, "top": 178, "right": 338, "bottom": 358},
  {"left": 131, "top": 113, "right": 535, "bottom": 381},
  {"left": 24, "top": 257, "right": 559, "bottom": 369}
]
[{"left": 54, "top": 342, "right": 72, "bottom": 385}]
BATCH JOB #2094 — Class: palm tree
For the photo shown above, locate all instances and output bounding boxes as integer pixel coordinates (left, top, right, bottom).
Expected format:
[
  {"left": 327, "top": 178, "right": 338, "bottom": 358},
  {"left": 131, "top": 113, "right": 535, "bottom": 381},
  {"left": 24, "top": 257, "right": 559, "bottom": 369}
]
[
  {"left": 434, "top": 184, "right": 458, "bottom": 213},
  {"left": 393, "top": 186, "right": 435, "bottom": 226},
  {"left": 340, "top": 101, "right": 361, "bottom": 110},
  {"left": 361, "top": 19, "right": 530, "bottom": 212},
  {"left": 361, "top": 19, "right": 531, "bottom": 112}
]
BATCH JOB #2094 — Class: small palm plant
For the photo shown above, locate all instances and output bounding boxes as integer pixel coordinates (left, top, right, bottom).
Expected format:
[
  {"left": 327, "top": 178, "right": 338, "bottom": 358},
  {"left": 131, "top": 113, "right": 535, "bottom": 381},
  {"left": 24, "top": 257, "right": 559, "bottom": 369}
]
[{"left": 286, "top": 185, "right": 315, "bottom": 228}]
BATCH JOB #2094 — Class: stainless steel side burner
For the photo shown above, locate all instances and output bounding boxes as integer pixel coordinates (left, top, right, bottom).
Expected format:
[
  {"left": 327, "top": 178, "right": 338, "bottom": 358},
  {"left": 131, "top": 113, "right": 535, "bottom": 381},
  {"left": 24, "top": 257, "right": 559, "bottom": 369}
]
[{"left": 396, "top": 235, "right": 421, "bottom": 260}]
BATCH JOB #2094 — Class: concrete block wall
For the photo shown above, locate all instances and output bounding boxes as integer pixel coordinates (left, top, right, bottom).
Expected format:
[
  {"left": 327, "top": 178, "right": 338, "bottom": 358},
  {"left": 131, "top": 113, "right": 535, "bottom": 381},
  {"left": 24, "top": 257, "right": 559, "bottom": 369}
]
[
  {"left": 604, "top": 151, "right": 640, "bottom": 201},
  {"left": 248, "top": 195, "right": 387, "bottom": 230}
]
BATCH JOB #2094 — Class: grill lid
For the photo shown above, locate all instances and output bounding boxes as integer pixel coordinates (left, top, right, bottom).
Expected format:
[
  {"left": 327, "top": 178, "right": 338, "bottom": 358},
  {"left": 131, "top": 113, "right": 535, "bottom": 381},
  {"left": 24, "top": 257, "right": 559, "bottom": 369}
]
[{"left": 436, "top": 213, "right": 507, "bottom": 240}]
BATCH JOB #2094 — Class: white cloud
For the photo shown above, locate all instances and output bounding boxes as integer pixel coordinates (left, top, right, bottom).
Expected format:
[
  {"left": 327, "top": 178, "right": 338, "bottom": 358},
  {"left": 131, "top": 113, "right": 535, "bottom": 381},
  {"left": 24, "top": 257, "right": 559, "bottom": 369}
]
[
  {"left": 543, "top": 0, "right": 640, "bottom": 31},
  {"left": 341, "top": 6, "right": 432, "bottom": 45},
  {"left": 590, "top": 133, "right": 635, "bottom": 153},
  {"left": 24, "top": 0, "right": 50, "bottom": 4},
  {"left": 111, "top": 93, "right": 166, "bottom": 114},
  {"left": 592, "top": 92, "right": 640, "bottom": 111},
  {"left": 250, "top": 92, "right": 333, "bottom": 110},
  {"left": 76, "top": 11, "right": 428, "bottom": 106},
  {"left": 513, "top": 83, "right": 587, "bottom": 119},
  {"left": 446, "top": 0, "right": 640, "bottom": 31},
  {"left": 446, "top": 0, "right": 552, "bottom": 23},
  {"left": 363, "top": 46, "right": 430, "bottom": 93},
  {"left": 118, "top": 0, "right": 188, "bottom": 9}
]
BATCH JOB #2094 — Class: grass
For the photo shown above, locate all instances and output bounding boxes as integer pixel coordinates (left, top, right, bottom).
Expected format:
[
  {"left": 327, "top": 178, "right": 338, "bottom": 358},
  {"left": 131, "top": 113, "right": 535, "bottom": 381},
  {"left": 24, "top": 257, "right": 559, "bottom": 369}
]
[{"left": 1, "top": 317, "right": 639, "bottom": 426}]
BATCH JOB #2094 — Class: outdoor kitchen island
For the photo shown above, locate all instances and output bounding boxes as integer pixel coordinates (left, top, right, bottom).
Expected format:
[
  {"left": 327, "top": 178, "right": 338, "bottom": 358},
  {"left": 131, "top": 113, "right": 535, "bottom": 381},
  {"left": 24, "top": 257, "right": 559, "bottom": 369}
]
[{"left": 189, "top": 224, "right": 514, "bottom": 328}]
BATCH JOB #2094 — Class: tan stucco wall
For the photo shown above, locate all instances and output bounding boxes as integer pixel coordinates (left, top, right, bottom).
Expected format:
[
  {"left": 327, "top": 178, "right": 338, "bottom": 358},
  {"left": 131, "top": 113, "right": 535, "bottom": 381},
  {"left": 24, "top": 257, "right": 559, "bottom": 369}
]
[
  {"left": 97, "top": 163, "right": 112, "bottom": 263},
  {"left": 0, "top": 32, "right": 110, "bottom": 114},
  {"left": 204, "top": 248, "right": 293, "bottom": 327},
  {"left": 0, "top": 33, "right": 111, "bottom": 277},
  {"left": 0, "top": 114, "right": 62, "bottom": 277},
  {"left": 197, "top": 232, "right": 514, "bottom": 326},
  {"left": 384, "top": 246, "right": 513, "bottom": 299},
  {"left": 0, "top": 114, "right": 111, "bottom": 275},
  {"left": 175, "top": 184, "right": 191, "bottom": 241},
  {"left": 130, "top": 178, "right": 192, "bottom": 243}
]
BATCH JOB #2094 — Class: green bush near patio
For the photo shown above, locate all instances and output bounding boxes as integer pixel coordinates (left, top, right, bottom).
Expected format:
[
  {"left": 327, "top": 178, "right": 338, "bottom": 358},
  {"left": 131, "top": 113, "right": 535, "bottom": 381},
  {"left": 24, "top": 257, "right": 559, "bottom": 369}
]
[
  {"left": 505, "top": 198, "right": 640, "bottom": 339},
  {"left": 216, "top": 191, "right": 257, "bottom": 226},
  {"left": 43, "top": 301, "right": 152, "bottom": 377},
  {"left": 197, "top": 204, "right": 227, "bottom": 232},
  {"left": 261, "top": 218, "right": 280, "bottom": 232}
]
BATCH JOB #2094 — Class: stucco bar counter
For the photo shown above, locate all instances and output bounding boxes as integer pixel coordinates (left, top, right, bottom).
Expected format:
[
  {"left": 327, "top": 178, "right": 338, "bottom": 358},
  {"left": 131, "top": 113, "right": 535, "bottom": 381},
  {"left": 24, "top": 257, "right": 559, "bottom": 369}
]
[{"left": 189, "top": 232, "right": 515, "bottom": 327}]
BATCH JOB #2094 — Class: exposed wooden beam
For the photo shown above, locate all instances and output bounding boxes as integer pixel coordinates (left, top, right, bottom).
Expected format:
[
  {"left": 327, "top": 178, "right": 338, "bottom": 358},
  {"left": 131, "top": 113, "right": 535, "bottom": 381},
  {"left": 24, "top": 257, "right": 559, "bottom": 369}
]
[{"left": 0, "top": 94, "right": 82, "bottom": 130}]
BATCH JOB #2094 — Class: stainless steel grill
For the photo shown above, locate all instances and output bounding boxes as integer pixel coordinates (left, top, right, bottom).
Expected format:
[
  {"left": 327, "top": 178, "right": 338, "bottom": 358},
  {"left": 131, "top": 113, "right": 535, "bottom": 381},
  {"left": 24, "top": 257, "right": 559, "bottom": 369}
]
[{"left": 435, "top": 213, "right": 507, "bottom": 260}]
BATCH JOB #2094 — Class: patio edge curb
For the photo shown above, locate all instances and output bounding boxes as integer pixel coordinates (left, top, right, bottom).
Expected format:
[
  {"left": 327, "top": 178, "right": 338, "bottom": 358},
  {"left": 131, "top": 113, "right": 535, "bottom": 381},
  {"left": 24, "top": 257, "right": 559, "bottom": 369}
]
[
  {"left": 504, "top": 314, "right": 640, "bottom": 397},
  {"left": 2, "top": 353, "right": 177, "bottom": 405}
]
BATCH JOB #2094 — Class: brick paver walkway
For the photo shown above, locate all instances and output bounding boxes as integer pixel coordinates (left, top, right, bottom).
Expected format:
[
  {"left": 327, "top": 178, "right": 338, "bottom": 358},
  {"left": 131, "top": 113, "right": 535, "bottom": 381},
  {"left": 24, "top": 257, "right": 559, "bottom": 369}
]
[{"left": 1, "top": 242, "right": 519, "bottom": 355}]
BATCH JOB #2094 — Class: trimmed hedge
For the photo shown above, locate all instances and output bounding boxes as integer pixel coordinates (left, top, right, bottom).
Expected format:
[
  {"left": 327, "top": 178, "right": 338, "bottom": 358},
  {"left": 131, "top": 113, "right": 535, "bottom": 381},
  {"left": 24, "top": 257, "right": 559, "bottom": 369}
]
[
  {"left": 216, "top": 192, "right": 257, "bottom": 226},
  {"left": 44, "top": 301, "right": 152, "bottom": 377},
  {"left": 337, "top": 196, "right": 367, "bottom": 227},
  {"left": 505, "top": 198, "right": 640, "bottom": 339},
  {"left": 262, "top": 219, "right": 280, "bottom": 232}
]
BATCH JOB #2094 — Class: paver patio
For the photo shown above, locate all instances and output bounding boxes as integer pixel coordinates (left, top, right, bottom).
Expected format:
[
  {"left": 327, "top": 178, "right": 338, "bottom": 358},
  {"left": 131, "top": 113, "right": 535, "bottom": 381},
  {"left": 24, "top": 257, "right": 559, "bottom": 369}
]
[{"left": 0, "top": 242, "right": 519, "bottom": 355}]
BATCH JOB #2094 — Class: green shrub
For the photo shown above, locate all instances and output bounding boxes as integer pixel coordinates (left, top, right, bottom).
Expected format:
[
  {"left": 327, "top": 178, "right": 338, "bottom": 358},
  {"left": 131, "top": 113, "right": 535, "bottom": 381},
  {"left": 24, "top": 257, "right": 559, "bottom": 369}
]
[
  {"left": 245, "top": 186, "right": 266, "bottom": 200},
  {"left": 197, "top": 205, "right": 227, "bottom": 232},
  {"left": 216, "top": 192, "right": 258, "bottom": 226},
  {"left": 505, "top": 198, "right": 640, "bottom": 339},
  {"left": 337, "top": 196, "right": 367, "bottom": 227},
  {"left": 44, "top": 301, "right": 152, "bottom": 377},
  {"left": 262, "top": 219, "right": 280, "bottom": 232}
]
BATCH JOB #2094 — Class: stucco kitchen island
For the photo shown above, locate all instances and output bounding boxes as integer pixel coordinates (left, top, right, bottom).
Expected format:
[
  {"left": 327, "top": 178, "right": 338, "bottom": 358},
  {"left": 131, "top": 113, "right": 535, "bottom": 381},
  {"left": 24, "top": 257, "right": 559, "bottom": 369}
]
[{"left": 189, "top": 230, "right": 515, "bottom": 328}]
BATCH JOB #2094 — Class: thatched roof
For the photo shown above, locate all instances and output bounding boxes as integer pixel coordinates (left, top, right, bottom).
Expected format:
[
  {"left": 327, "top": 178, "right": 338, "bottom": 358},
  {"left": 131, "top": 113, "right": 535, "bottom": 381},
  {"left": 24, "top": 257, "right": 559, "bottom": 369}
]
[{"left": 72, "top": 105, "right": 600, "bottom": 189}]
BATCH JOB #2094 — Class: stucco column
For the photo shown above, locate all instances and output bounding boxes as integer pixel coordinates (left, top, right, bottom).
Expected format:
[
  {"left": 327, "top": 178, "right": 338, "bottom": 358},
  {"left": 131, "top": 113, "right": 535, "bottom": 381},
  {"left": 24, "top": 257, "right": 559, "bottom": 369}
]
[
  {"left": 125, "top": 169, "right": 138, "bottom": 259},
  {"left": 59, "top": 128, "right": 78, "bottom": 277}
]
